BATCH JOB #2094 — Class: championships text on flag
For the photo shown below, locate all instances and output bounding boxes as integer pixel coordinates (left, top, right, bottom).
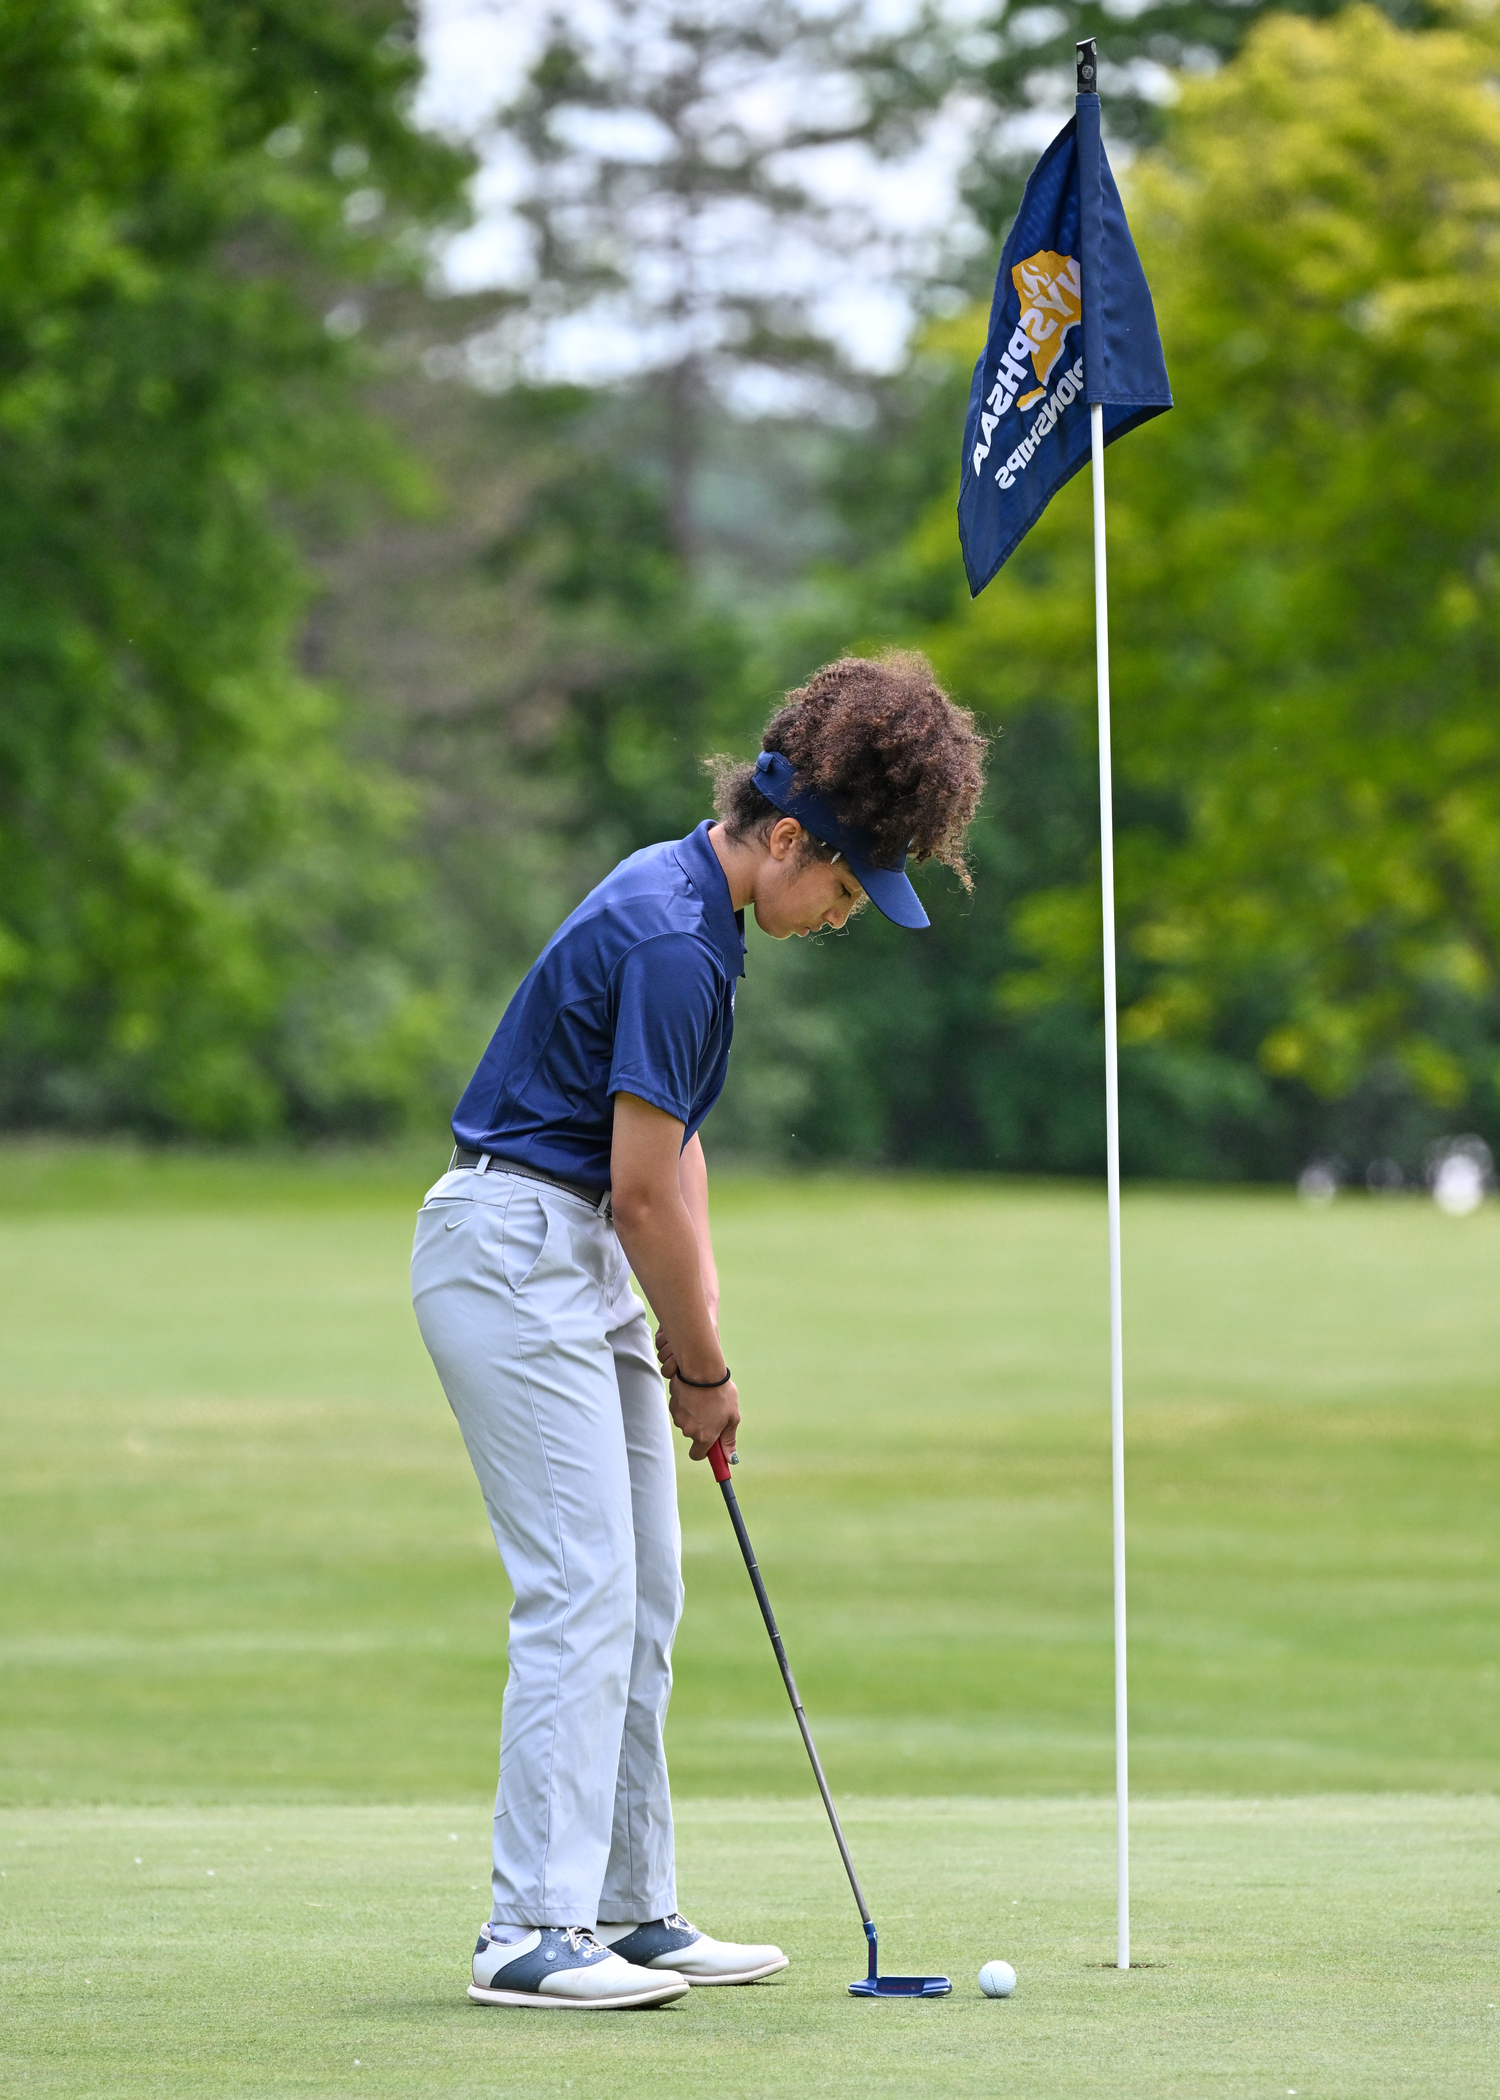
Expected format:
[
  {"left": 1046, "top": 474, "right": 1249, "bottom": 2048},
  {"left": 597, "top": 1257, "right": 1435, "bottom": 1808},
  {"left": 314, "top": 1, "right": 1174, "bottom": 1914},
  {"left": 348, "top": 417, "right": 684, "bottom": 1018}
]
[{"left": 957, "top": 91, "right": 1173, "bottom": 598}]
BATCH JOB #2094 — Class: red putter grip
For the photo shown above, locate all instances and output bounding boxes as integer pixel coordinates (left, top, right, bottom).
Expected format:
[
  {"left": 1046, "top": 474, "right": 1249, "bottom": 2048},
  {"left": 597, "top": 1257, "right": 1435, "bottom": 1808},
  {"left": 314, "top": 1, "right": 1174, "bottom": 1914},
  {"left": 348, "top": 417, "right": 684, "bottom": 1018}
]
[{"left": 707, "top": 1439, "right": 732, "bottom": 1483}]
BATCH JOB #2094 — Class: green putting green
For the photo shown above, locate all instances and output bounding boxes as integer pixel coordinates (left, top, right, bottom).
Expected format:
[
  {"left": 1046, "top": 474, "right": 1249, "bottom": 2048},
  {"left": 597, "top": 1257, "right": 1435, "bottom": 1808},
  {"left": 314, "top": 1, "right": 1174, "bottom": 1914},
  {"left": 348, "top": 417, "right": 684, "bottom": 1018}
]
[
  {"left": 2, "top": 1797, "right": 1495, "bottom": 2097},
  {"left": 0, "top": 1146, "right": 1496, "bottom": 2092}
]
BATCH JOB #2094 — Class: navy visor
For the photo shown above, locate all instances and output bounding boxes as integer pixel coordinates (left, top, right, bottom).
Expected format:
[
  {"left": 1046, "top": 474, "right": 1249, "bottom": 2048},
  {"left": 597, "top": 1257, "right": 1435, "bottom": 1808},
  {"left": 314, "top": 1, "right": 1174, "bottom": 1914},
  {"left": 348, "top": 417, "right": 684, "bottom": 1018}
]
[{"left": 752, "top": 750, "right": 929, "bottom": 930}]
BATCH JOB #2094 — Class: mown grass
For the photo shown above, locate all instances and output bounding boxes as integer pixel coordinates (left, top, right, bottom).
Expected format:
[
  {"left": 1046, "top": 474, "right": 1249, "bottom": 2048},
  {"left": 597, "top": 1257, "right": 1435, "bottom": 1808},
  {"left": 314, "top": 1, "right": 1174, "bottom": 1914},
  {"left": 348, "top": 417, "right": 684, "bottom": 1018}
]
[
  {"left": 2, "top": 1145, "right": 1497, "bottom": 2094},
  {"left": 3, "top": 1796, "right": 1496, "bottom": 2099},
  {"left": 2, "top": 1146, "right": 1496, "bottom": 1802}
]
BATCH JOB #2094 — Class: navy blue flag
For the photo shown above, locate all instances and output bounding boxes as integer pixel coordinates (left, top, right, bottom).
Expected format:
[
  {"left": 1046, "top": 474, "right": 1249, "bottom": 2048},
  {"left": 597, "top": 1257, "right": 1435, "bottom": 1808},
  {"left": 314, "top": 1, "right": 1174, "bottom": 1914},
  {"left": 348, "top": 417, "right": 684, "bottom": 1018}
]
[{"left": 957, "top": 92, "right": 1172, "bottom": 597}]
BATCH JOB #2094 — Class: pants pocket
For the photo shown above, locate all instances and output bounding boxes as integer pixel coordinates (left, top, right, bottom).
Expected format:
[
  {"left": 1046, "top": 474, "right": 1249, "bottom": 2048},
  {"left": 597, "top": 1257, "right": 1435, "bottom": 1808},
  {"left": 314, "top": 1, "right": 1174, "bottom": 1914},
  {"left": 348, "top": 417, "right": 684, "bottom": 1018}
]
[{"left": 500, "top": 1185, "right": 552, "bottom": 1293}]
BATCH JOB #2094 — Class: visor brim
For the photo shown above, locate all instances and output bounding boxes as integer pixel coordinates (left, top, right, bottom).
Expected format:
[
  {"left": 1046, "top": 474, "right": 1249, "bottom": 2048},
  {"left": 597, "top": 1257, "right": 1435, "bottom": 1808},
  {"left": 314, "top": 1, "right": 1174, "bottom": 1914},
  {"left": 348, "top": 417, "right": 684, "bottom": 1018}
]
[{"left": 846, "top": 855, "right": 929, "bottom": 931}]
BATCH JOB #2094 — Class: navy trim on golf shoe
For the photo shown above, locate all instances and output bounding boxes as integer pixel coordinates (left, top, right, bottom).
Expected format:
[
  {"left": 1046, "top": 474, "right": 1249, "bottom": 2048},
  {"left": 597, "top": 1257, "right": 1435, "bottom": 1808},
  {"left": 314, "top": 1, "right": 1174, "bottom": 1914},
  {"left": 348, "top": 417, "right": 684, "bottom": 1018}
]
[
  {"left": 600, "top": 1915, "right": 702, "bottom": 1966},
  {"left": 476, "top": 1926, "right": 612, "bottom": 1994}
]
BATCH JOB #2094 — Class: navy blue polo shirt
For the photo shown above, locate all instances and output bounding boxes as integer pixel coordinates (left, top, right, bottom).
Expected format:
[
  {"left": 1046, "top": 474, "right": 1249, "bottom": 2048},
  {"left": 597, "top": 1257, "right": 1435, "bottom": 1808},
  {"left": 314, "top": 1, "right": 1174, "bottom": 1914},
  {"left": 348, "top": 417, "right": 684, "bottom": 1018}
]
[{"left": 452, "top": 821, "right": 746, "bottom": 1189}]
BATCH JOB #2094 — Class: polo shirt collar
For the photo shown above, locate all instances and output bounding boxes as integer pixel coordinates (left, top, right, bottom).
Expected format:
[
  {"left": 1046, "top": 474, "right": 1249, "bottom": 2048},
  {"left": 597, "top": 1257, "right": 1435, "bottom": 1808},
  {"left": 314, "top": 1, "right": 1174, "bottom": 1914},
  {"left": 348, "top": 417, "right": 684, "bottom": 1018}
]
[{"left": 675, "top": 820, "right": 746, "bottom": 980}]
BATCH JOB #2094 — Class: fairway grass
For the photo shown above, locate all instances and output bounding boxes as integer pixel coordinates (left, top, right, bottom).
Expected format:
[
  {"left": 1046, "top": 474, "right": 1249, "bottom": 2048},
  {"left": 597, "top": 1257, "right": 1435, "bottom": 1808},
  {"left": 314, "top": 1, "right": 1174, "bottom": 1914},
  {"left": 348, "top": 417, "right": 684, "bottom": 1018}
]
[
  {"left": 2, "top": 1152, "right": 1497, "bottom": 2092},
  {"left": 2, "top": 1159, "right": 1498, "bottom": 1801},
  {"left": 3, "top": 1795, "right": 1496, "bottom": 2098}
]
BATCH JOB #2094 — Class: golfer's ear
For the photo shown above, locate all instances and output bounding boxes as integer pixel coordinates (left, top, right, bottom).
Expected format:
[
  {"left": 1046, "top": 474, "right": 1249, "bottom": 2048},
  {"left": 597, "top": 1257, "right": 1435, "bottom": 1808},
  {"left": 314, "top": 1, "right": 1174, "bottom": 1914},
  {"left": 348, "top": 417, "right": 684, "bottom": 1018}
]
[{"left": 767, "top": 817, "right": 802, "bottom": 862}]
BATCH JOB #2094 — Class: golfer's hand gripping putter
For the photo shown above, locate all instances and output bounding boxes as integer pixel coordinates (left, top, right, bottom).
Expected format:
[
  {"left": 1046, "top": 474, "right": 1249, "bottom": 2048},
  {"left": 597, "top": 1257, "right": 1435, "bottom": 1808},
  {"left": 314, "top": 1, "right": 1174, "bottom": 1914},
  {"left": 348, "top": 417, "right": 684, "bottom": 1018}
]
[{"left": 706, "top": 1438, "right": 950, "bottom": 1997}]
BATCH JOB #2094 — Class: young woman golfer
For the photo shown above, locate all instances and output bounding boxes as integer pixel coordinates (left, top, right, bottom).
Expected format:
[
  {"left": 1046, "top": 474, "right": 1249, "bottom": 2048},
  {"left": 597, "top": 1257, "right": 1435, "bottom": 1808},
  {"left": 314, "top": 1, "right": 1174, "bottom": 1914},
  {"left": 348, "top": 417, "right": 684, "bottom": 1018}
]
[{"left": 411, "top": 653, "right": 984, "bottom": 2009}]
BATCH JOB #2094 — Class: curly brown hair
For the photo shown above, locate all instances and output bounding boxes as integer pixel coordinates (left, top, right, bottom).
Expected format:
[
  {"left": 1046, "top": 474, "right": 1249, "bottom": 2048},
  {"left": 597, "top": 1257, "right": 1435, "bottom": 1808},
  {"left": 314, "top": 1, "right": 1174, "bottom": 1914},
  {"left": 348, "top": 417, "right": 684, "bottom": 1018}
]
[{"left": 711, "top": 652, "right": 986, "bottom": 887}]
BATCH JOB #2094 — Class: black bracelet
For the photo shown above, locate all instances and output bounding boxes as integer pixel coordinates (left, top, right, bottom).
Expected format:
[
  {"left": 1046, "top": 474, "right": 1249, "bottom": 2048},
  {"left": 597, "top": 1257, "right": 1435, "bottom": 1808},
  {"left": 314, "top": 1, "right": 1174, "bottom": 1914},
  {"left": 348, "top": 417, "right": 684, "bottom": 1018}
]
[{"left": 673, "top": 1363, "right": 732, "bottom": 1388}]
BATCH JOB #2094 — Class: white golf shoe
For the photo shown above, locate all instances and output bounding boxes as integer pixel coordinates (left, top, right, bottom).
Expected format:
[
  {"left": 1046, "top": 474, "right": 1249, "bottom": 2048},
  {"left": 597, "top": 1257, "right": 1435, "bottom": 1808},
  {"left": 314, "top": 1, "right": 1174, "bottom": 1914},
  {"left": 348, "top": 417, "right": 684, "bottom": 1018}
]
[
  {"left": 469, "top": 1924, "right": 689, "bottom": 2009},
  {"left": 597, "top": 1913, "right": 789, "bottom": 1986}
]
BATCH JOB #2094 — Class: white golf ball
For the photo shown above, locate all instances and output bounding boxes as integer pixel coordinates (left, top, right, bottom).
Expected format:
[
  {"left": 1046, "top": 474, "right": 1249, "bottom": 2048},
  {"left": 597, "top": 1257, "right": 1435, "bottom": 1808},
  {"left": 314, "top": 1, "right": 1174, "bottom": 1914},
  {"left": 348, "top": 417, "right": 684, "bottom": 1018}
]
[{"left": 978, "top": 1959, "right": 1016, "bottom": 1998}]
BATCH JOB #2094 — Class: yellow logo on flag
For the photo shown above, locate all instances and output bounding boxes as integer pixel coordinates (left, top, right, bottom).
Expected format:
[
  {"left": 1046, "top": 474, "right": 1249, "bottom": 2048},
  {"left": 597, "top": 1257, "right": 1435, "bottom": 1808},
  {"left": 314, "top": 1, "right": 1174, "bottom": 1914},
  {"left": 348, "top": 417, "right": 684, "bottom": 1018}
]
[{"left": 1010, "top": 251, "right": 1082, "bottom": 408}]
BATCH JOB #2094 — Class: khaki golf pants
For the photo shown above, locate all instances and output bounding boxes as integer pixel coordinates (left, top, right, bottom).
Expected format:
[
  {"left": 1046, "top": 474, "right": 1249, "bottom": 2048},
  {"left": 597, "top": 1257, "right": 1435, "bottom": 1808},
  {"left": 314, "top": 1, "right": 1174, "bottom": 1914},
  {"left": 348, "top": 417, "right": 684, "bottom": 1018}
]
[{"left": 411, "top": 1166, "right": 683, "bottom": 1928}]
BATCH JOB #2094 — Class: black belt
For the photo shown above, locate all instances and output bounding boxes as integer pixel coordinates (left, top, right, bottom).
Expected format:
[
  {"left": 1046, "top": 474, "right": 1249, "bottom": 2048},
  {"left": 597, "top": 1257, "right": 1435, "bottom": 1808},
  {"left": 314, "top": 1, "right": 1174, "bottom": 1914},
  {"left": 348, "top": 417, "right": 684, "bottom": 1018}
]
[{"left": 449, "top": 1147, "right": 610, "bottom": 1215}]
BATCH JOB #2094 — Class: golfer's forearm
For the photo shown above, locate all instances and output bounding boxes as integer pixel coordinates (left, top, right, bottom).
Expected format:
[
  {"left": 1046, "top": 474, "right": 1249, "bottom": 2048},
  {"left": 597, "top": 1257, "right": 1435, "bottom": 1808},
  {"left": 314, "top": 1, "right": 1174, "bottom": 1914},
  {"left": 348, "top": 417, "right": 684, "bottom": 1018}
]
[
  {"left": 613, "top": 1191, "right": 725, "bottom": 1380},
  {"left": 677, "top": 1134, "right": 719, "bottom": 1324}
]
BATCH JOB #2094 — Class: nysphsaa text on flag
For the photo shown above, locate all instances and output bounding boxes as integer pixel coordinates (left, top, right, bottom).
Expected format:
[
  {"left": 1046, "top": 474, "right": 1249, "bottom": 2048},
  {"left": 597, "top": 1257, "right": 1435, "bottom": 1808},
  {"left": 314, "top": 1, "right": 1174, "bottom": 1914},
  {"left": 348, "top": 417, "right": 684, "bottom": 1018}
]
[{"left": 958, "top": 94, "right": 1172, "bottom": 597}]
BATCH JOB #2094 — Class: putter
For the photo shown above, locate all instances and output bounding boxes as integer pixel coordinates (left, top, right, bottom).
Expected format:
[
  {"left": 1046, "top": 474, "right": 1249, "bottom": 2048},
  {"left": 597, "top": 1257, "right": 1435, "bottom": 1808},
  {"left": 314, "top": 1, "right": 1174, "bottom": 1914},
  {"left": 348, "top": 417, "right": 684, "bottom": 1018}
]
[{"left": 706, "top": 1438, "right": 950, "bottom": 1998}]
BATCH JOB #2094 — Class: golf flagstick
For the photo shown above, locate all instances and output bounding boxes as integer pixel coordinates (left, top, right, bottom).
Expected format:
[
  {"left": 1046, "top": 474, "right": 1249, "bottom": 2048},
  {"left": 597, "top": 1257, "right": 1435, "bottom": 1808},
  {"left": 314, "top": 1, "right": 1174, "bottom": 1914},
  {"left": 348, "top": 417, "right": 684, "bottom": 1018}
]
[
  {"left": 1090, "top": 398, "right": 1130, "bottom": 1973},
  {"left": 955, "top": 34, "right": 1168, "bottom": 1980},
  {"left": 705, "top": 1438, "right": 950, "bottom": 1997}
]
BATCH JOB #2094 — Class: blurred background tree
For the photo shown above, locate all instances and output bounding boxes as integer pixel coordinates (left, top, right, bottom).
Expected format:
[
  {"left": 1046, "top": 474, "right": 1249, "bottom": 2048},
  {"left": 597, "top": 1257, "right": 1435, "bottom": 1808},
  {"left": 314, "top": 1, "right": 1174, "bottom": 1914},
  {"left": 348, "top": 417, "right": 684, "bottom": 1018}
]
[
  {"left": 5, "top": 0, "right": 1499, "bottom": 1181},
  {"left": 0, "top": 0, "right": 470, "bottom": 1136},
  {"left": 872, "top": 3, "right": 1500, "bottom": 1175},
  {"left": 954, "top": 0, "right": 1446, "bottom": 242}
]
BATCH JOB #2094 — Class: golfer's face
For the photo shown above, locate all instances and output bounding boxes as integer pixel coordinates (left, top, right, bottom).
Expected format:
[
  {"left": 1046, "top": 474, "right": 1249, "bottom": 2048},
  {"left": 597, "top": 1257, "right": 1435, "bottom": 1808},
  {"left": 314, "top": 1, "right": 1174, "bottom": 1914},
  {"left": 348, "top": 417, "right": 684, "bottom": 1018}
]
[{"left": 756, "top": 850, "right": 865, "bottom": 940}]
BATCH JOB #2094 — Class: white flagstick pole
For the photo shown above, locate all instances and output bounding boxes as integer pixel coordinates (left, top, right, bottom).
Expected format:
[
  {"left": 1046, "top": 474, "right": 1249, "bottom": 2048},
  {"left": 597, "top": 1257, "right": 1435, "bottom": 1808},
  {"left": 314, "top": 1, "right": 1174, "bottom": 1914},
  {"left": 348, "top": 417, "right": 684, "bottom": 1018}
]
[{"left": 1089, "top": 399, "right": 1130, "bottom": 1972}]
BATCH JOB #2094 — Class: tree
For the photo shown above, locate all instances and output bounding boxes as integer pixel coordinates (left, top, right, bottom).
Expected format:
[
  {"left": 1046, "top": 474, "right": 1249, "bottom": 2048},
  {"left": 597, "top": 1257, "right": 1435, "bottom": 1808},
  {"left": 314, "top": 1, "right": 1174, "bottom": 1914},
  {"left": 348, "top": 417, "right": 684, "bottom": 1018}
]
[
  {"left": 475, "top": 0, "right": 952, "bottom": 563},
  {"left": 887, "top": 5, "right": 1500, "bottom": 1178},
  {"left": 957, "top": 0, "right": 1446, "bottom": 246},
  {"left": 312, "top": 368, "right": 764, "bottom": 1001},
  {"left": 306, "top": 0, "right": 957, "bottom": 1080},
  {"left": 0, "top": 0, "right": 471, "bottom": 1135}
]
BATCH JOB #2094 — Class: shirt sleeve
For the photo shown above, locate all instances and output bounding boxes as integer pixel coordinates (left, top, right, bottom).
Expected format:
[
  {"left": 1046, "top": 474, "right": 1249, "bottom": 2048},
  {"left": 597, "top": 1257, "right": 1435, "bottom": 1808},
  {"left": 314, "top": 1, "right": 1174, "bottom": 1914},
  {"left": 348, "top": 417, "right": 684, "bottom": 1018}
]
[{"left": 607, "top": 933, "right": 721, "bottom": 1127}]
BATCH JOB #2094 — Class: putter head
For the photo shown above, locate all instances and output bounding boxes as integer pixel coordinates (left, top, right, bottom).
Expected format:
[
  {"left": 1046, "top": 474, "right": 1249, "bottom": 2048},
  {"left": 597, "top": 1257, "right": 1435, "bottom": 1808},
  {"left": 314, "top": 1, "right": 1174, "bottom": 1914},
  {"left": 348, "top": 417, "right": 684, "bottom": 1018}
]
[
  {"left": 849, "top": 1973, "right": 952, "bottom": 1997},
  {"left": 850, "top": 1923, "right": 951, "bottom": 1997}
]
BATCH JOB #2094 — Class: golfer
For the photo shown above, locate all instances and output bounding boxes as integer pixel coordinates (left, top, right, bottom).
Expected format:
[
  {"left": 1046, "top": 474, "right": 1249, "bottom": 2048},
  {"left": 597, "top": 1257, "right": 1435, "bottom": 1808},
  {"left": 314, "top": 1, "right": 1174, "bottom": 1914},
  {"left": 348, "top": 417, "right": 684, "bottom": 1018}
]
[{"left": 411, "top": 653, "right": 984, "bottom": 2009}]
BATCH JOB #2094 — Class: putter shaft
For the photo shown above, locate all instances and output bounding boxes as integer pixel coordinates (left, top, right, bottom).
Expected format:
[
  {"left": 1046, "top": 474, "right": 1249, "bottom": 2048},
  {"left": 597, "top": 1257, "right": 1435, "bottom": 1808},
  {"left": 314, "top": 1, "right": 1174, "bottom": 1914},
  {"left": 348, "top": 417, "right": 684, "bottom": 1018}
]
[{"left": 707, "top": 1438, "right": 874, "bottom": 1952}]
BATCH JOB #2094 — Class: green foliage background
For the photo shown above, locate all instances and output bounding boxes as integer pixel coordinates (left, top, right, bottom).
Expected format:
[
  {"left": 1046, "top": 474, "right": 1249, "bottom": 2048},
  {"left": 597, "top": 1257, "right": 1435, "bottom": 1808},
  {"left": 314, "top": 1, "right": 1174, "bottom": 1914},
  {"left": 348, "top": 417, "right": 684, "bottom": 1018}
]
[
  {"left": 885, "top": 6, "right": 1500, "bottom": 1177},
  {"left": 4, "top": 0, "right": 1500, "bottom": 1179},
  {"left": 0, "top": 0, "right": 470, "bottom": 1136}
]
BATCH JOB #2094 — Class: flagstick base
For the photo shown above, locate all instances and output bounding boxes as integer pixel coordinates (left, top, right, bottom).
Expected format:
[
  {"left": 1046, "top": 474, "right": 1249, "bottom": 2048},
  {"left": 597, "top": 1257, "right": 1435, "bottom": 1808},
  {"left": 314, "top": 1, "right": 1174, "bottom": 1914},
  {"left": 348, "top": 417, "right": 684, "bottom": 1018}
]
[{"left": 1089, "top": 401, "right": 1130, "bottom": 1974}]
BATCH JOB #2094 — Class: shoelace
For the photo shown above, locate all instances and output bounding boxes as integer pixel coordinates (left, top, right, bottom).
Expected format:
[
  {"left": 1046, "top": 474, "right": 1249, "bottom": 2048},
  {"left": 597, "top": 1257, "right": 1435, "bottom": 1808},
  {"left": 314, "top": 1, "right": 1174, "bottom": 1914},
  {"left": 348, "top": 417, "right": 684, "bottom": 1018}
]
[{"left": 482, "top": 1923, "right": 605, "bottom": 1957}]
